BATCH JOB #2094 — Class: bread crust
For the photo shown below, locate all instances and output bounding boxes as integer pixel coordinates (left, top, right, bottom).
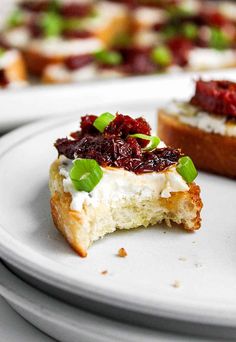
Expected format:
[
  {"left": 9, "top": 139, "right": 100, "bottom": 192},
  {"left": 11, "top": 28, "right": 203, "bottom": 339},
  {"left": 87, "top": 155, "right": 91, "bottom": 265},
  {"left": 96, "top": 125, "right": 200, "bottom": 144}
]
[
  {"left": 49, "top": 159, "right": 202, "bottom": 257},
  {"left": 158, "top": 110, "right": 236, "bottom": 178},
  {"left": 5, "top": 51, "right": 27, "bottom": 83},
  {"left": 23, "top": 49, "right": 63, "bottom": 76}
]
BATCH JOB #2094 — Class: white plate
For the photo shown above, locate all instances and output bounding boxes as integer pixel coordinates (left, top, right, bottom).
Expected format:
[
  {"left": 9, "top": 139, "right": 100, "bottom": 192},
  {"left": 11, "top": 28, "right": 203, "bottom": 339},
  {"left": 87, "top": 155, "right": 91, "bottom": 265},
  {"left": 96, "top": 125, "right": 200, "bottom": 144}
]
[
  {"left": 0, "top": 74, "right": 236, "bottom": 335},
  {"left": 0, "top": 262, "right": 212, "bottom": 342},
  {"left": 1, "top": 69, "right": 236, "bottom": 132}
]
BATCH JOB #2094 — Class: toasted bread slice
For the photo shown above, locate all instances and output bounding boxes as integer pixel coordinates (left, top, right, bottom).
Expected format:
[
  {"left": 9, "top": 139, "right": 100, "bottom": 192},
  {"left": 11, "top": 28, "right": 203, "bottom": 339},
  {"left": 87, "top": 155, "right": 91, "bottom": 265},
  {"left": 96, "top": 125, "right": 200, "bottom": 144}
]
[
  {"left": 0, "top": 50, "right": 27, "bottom": 87},
  {"left": 158, "top": 110, "right": 236, "bottom": 178},
  {"left": 49, "top": 159, "right": 202, "bottom": 257}
]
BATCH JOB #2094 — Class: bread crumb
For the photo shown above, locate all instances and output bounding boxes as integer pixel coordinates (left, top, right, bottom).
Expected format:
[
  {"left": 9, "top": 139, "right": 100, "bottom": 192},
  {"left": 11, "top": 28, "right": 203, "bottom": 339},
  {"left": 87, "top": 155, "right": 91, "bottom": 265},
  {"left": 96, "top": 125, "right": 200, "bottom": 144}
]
[
  {"left": 101, "top": 270, "right": 108, "bottom": 275},
  {"left": 172, "top": 280, "right": 180, "bottom": 288},
  {"left": 178, "top": 257, "right": 187, "bottom": 261},
  {"left": 118, "top": 248, "right": 127, "bottom": 258}
]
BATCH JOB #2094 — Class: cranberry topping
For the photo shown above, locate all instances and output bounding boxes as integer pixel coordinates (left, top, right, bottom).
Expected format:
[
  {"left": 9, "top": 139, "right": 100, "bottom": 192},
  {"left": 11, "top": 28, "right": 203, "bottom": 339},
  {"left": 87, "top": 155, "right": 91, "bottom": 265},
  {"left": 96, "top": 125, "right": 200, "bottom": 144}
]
[
  {"left": 191, "top": 80, "right": 236, "bottom": 118},
  {"left": 20, "top": 1, "right": 50, "bottom": 12},
  {"left": 55, "top": 113, "right": 181, "bottom": 174},
  {"left": 80, "top": 114, "right": 98, "bottom": 134},
  {"left": 0, "top": 69, "right": 9, "bottom": 88},
  {"left": 27, "top": 20, "right": 43, "bottom": 38},
  {"left": 120, "top": 47, "right": 157, "bottom": 75},
  {"left": 55, "top": 135, "right": 180, "bottom": 174},
  {"left": 0, "top": 38, "right": 10, "bottom": 50},
  {"left": 64, "top": 54, "right": 94, "bottom": 71},
  {"left": 167, "top": 37, "right": 193, "bottom": 66},
  {"left": 62, "top": 30, "right": 93, "bottom": 39},
  {"left": 105, "top": 114, "right": 151, "bottom": 147},
  {"left": 200, "top": 10, "right": 230, "bottom": 28},
  {"left": 60, "top": 4, "right": 92, "bottom": 17}
]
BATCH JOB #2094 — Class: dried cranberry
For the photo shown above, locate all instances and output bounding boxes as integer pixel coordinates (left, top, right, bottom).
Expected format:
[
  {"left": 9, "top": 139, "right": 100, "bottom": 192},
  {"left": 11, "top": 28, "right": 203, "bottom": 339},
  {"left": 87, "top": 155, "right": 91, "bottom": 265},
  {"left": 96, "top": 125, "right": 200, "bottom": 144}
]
[
  {"left": 20, "top": 1, "right": 49, "bottom": 12},
  {"left": 0, "top": 69, "right": 9, "bottom": 88},
  {"left": 64, "top": 54, "right": 94, "bottom": 71},
  {"left": 55, "top": 138, "right": 81, "bottom": 159},
  {"left": 0, "top": 38, "right": 10, "bottom": 50},
  {"left": 120, "top": 47, "right": 157, "bottom": 75},
  {"left": 62, "top": 30, "right": 93, "bottom": 39},
  {"left": 167, "top": 37, "right": 193, "bottom": 67},
  {"left": 80, "top": 115, "right": 98, "bottom": 134},
  {"left": 55, "top": 135, "right": 180, "bottom": 174},
  {"left": 200, "top": 10, "right": 230, "bottom": 28},
  {"left": 105, "top": 114, "right": 151, "bottom": 144},
  {"left": 60, "top": 4, "right": 92, "bottom": 17},
  {"left": 28, "top": 20, "right": 43, "bottom": 38},
  {"left": 191, "top": 80, "right": 236, "bottom": 118}
]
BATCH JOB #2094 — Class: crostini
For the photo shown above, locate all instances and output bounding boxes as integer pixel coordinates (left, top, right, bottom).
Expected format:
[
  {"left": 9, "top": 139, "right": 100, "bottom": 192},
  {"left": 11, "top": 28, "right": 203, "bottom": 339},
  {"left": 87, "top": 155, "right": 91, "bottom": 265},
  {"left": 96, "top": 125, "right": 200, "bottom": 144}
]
[
  {"left": 0, "top": 44, "right": 27, "bottom": 88},
  {"left": 158, "top": 79, "right": 236, "bottom": 178},
  {"left": 49, "top": 112, "right": 202, "bottom": 257},
  {"left": 2, "top": 0, "right": 129, "bottom": 76}
]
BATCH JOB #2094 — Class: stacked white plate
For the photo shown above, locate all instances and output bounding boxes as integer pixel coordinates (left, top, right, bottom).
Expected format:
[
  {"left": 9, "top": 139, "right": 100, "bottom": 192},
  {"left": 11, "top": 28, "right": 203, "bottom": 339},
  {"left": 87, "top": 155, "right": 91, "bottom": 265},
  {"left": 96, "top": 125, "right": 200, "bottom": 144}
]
[{"left": 1, "top": 72, "right": 236, "bottom": 341}]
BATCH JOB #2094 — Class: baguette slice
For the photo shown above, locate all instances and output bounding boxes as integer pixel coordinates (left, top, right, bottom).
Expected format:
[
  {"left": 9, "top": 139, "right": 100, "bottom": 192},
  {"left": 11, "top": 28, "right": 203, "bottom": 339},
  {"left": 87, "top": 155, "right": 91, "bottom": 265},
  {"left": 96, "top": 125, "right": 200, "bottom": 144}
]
[
  {"left": 49, "top": 158, "right": 202, "bottom": 257},
  {"left": 0, "top": 50, "right": 27, "bottom": 87},
  {"left": 158, "top": 110, "right": 236, "bottom": 178}
]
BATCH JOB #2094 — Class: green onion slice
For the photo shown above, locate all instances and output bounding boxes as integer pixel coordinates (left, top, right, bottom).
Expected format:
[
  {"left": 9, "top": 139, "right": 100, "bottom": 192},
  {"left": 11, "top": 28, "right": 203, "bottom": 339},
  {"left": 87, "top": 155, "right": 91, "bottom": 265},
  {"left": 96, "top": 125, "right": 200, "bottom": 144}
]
[
  {"left": 63, "top": 18, "right": 82, "bottom": 30},
  {"left": 129, "top": 134, "right": 161, "bottom": 151},
  {"left": 151, "top": 46, "right": 172, "bottom": 67},
  {"left": 7, "top": 10, "right": 24, "bottom": 28},
  {"left": 209, "top": 27, "right": 230, "bottom": 50},
  {"left": 176, "top": 156, "right": 198, "bottom": 183},
  {"left": 70, "top": 159, "right": 103, "bottom": 192},
  {"left": 94, "top": 50, "right": 123, "bottom": 65},
  {"left": 40, "top": 12, "right": 63, "bottom": 37},
  {"left": 182, "top": 23, "right": 198, "bottom": 40},
  {"left": 93, "top": 112, "right": 115, "bottom": 133},
  {"left": 0, "top": 48, "right": 5, "bottom": 57}
]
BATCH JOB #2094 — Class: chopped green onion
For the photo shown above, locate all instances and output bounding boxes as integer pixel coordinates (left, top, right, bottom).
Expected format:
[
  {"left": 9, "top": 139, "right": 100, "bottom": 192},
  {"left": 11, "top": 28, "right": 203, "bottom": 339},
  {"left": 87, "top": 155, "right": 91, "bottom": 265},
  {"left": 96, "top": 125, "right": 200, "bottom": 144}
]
[
  {"left": 7, "top": 10, "right": 24, "bottom": 28},
  {"left": 209, "top": 27, "right": 229, "bottom": 50},
  {"left": 93, "top": 112, "right": 115, "bottom": 133},
  {"left": 151, "top": 46, "right": 172, "bottom": 67},
  {"left": 129, "top": 134, "right": 161, "bottom": 151},
  {"left": 70, "top": 159, "right": 103, "bottom": 192},
  {"left": 94, "top": 50, "right": 123, "bottom": 65},
  {"left": 63, "top": 18, "right": 82, "bottom": 30},
  {"left": 0, "top": 48, "right": 5, "bottom": 57},
  {"left": 162, "top": 25, "right": 177, "bottom": 39},
  {"left": 40, "top": 12, "right": 63, "bottom": 37},
  {"left": 182, "top": 23, "right": 198, "bottom": 40},
  {"left": 177, "top": 156, "right": 198, "bottom": 183},
  {"left": 48, "top": 0, "right": 60, "bottom": 12}
]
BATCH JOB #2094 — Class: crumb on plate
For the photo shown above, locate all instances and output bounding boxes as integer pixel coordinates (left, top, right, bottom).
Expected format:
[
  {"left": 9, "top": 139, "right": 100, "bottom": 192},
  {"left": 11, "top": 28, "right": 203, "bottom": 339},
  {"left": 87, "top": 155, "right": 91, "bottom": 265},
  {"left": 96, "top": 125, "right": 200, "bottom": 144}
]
[
  {"left": 101, "top": 270, "right": 108, "bottom": 275},
  {"left": 172, "top": 280, "right": 181, "bottom": 288},
  {"left": 118, "top": 247, "right": 127, "bottom": 258}
]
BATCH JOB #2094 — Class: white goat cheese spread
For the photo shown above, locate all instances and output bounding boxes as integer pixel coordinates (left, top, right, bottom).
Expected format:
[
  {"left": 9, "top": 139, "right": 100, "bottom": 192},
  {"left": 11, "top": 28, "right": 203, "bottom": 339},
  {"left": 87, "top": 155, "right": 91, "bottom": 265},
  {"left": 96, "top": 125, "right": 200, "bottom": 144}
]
[
  {"left": 0, "top": 49, "right": 19, "bottom": 68},
  {"left": 58, "top": 155, "right": 189, "bottom": 211},
  {"left": 164, "top": 101, "right": 236, "bottom": 137},
  {"left": 29, "top": 37, "right": 103, "bottom": 56},
  {"left": 188, "top": 48, "right": 236, "bottom": 70}
]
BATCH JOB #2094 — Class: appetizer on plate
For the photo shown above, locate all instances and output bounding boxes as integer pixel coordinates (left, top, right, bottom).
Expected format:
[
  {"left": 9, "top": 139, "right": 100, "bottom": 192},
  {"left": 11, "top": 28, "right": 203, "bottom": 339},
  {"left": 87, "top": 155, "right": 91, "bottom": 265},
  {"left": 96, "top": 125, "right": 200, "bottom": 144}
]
[
  {"left": 0, "top": 43, "right": 27, "bottom": 88},
  {"left": 49, "top": 112, "right": 202, "bottom": 257},
  {"left": 42, "top": 48, "right": 125, "bottom": 84},
  {"left": 2, "top": 0, "right": 129, "bottom": 76},
  {"left": 158, "top": 79, "right": 236, "bottom": 178}
]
